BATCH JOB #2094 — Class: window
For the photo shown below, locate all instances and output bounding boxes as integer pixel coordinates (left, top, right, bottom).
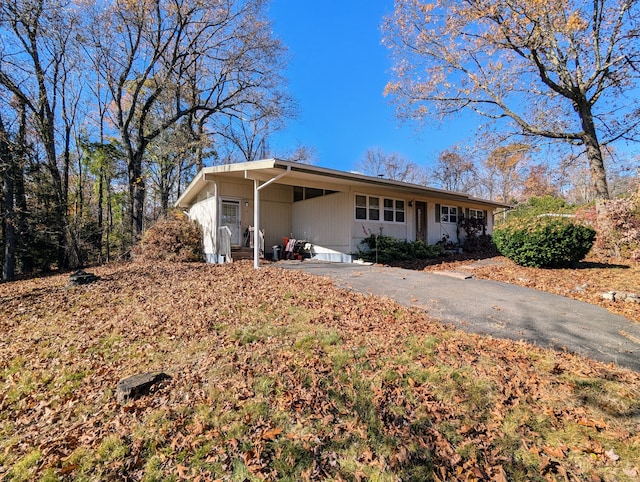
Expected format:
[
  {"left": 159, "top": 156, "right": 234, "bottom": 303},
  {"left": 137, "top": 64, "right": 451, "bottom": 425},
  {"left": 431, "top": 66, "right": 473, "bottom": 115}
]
[
  {"left": 294, "top": 186, "right": 339, "bottom": 202},
  {"left": 305, "top": 187, "right": 324, "bottom": 200},
  {"left": 439, "top": 205, "right": 458, "bottom": 224},
  {"left": 469, "top": 209, "right": 485, "bottom": 220},
  {"left": 355, "top": 195, "right": 367, "bottom": 220},
  {"left": 384, "top": 199, "right": 394, "bottom": 221},
  {"left": 395, "top": 200, "right": 405, "bottom": 222},
  {"left": 369, "top": 197, "right": 380, "bottom": 220},
  {"left": 355, "top": 194, "right": 406, "bottom": 223}
]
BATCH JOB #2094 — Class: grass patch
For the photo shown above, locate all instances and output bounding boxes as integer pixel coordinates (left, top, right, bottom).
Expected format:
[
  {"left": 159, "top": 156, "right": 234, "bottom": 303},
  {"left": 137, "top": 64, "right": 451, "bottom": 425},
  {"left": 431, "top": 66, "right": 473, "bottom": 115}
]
[{"left": 7, "top": 450, "right": 41, "bottom": 482}]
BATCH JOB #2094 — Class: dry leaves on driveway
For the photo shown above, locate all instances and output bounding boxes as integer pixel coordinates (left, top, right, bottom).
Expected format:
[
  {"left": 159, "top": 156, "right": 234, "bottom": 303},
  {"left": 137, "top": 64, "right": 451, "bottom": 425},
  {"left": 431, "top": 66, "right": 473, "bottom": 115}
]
[{"left": 417, "top": 255, "right": 640, "bottom": 323}]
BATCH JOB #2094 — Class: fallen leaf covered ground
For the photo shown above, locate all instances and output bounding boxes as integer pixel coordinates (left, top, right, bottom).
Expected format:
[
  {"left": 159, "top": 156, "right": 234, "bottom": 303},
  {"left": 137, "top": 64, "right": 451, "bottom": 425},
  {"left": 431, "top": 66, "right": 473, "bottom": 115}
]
[
  {"left": 1, "top": 260, "right": 639, "bottom": 481},
  {"left": 413, "top": 255, "right": 640, "bottom": 323}
]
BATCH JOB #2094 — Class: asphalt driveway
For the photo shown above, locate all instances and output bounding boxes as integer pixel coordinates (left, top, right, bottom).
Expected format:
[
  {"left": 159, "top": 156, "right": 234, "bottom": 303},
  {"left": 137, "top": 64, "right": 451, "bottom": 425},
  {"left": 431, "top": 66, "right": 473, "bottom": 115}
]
[{"left": 278, "top": 260, "right": 640, "bottom": 372}]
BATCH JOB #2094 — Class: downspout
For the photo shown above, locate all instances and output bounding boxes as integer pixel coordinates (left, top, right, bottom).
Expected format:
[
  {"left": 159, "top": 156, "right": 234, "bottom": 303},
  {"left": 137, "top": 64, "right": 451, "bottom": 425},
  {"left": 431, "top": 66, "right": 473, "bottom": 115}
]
[{"left": 252, "top": 166, "right": 291, "bottom": 268}]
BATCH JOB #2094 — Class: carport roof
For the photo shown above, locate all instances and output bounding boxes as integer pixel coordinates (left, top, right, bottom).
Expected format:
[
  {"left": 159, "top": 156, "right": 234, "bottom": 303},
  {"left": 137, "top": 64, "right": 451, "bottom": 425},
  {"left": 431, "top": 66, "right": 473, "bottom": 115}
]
[{"left": 174, "top": 158, "right": 512, "bottom": 209}]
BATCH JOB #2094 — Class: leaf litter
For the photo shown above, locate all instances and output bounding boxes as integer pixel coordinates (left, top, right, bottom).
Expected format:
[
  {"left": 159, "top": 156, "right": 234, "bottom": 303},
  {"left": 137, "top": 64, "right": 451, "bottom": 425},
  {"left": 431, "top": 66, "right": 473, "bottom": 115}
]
[
  {"left": 417, "top": 255, "right": 640, "bottom": 323},
  {"left": 1, "top": 260, "right": 639, "bottom": 481}
]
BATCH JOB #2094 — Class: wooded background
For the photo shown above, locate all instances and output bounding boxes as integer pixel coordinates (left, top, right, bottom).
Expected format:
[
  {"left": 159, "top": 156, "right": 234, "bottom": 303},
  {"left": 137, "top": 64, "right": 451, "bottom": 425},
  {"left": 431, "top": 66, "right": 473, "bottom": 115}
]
[{"left": 2, "top": 0, "right": 639, "bottom": 280}]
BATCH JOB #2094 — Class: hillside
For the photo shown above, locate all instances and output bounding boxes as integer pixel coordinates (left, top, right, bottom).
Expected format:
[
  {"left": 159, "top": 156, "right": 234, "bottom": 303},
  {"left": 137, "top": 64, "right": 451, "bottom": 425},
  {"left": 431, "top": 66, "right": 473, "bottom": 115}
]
[{"left": 1, "top": 261, "right": 639, "bottom": 481}]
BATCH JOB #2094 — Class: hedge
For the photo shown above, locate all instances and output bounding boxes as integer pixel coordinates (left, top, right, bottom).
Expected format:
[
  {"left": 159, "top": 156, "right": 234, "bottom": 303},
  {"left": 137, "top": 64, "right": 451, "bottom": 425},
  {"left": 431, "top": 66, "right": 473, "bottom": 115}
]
[
  {"left": 493, "top": 216, "right": 595, "bottom": 268},
  {"left": 358, "top": 235, "right": 444, "bottom": 264}
]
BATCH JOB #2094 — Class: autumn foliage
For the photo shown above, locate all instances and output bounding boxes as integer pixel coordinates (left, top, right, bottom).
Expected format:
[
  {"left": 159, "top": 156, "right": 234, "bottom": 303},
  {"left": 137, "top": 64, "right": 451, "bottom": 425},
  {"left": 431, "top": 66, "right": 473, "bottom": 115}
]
[
  {"left": 582, "top": 189, "right": 640, "bottom": 260},
  {"left": 135, "top": 210, "right": 203, "bottom": 262},
  {"left": 1, "top": 261, "right": 639, "bottom": 480}
]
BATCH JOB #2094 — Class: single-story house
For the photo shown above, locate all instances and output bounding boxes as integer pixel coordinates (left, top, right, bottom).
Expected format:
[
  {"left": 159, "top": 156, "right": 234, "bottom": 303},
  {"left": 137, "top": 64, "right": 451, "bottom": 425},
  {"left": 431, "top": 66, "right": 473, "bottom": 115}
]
[{"left": 175, "top": 159, "right": 510, "bottom": 267}]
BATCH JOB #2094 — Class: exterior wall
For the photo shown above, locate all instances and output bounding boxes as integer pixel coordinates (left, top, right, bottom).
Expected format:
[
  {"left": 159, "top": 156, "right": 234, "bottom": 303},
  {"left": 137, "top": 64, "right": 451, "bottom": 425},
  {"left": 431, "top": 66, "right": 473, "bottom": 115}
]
[
  {"left": 196, "top": 176, "right": 293, "bottom": 253},
  {"left": 185, "top": 173, "right": 500, "bottom": 262},
  {"left": 423, "top": 198, "right": 496, "bottom": 245},
  {"left": 292, "top": 192, "right": 351, "bottom": 254},
  {"left": 188, "top": 196, "right": 217, "bottom": 262},
  {"left": 260, "top": 184, "right": 293, "bottom": 250},
  {"left": 348, "top": 189, "right": 498, "bottom": 251},
  {"left": 350, "top": 189, "right": 412, "bottom": 254}
]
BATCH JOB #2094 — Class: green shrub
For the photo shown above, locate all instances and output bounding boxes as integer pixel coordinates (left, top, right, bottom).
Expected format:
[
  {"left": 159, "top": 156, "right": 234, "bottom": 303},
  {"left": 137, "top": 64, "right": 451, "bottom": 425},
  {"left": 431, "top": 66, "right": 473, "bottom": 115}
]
[
  {"left": 358, "top": 235, "right": 444, "bottom": 264},
  {"left": 493, "top": 216, "right": 596, "bottom": 268},
  {"left": 462, "top": 234, "right": 497, "bottom": 255},
  {"left": 497, "top": 196, "right": 576, "bottom": 226}
]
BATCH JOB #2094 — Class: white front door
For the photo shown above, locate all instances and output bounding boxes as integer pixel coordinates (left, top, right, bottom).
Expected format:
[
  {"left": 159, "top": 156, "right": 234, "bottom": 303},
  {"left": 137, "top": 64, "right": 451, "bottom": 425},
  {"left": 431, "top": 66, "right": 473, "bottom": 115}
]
[{"left": 221, "top": 199, "right": 241, "bottom": 246}]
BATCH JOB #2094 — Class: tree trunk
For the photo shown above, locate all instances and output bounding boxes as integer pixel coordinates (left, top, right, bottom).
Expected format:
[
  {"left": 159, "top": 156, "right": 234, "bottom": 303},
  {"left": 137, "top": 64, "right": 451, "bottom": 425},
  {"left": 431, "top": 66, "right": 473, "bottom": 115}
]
[
  {"left": 106, "top": 185, "right": 112, "bottom": 263},
  {"left": 1, "top": 117, "right": 16, "bottom": 281},
  {"left": 577, "top": 99, "right": 610, "bottom": 200},
  {"left": 97, "top": 169, "right": 104, "bottom": 263},
  {"left": 129, "top": 151, "right": 146, "bottom": 241},
  {"left": 14, "top": 102, "right": 31, "bottom": 274}
]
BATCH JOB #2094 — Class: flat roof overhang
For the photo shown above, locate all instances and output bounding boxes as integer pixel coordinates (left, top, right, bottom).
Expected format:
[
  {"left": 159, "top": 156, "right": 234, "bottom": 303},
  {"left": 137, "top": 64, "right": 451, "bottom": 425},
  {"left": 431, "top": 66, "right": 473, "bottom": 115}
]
[{"left": 175, "top": 158, "right": 512, "bottom": 210}]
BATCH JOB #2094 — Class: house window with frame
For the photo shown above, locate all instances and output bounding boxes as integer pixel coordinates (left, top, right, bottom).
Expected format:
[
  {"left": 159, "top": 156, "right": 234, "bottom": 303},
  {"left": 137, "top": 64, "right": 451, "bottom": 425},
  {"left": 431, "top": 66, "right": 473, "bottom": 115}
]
[
  {"left": 469, "top": 209, "right": 485, "bottom": 220},
  {"left": 355, "top": 195, "right": 367, "bottom": 220},
  {"left": 355, "top": 194, "right": 406, "bottom": 223},
  {"left": 440, "top": 205, "right": 458, "bottom": 224},
  {"left": 395, "top": 200, "right": 405, "bottom": 222},
  {"left": 369, "top": 196, "right": 380, "bottom": 220},
  {"left": 384, "top": 199, "right": 394, "bottom": 221}
]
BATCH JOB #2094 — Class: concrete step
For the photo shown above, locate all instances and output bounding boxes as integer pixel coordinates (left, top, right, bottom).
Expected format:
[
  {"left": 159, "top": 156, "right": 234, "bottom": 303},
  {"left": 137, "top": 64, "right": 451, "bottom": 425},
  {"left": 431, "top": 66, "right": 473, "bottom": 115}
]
[{"left": 231, "top": 247, "right": 255, "bottom": 260}]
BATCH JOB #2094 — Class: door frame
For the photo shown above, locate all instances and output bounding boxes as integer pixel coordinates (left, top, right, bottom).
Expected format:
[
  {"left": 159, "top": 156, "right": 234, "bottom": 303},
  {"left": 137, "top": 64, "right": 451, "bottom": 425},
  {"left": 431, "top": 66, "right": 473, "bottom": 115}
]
[
  {"left": 219, "top": 197, "right": 242, "bottom": 246},
  {"left": 415, "top": 201, "right": 427, "bottom": 242}
]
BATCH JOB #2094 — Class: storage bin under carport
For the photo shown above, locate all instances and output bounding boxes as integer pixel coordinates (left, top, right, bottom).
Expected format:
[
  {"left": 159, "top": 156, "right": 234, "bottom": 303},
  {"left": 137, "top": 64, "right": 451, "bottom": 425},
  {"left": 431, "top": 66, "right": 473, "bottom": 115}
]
[{"left": 272, "top": 245, "right": 281, "bottom": 261}]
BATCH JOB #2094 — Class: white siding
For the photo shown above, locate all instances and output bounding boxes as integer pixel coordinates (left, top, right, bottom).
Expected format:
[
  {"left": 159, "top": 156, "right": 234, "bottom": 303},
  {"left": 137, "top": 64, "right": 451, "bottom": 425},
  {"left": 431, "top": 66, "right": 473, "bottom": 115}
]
[
  {"left": 426, "top": 200, "right": 496, "bottom": 245},
  {"left": 292, "top": 192, "right": 351, "bottom": 253},
  {"left": 203, "top": 177, "right": 293, "bottom": 252},
  {"left": 188, "top": 196, "right": 217, "bottom": 261},
  {"left": 185, "top": 174, "right": 500, "bottom": 262},
  {"left": 261, "top": 184, "right": 293, "bottom": 250},
  {"left": 350, "top": 191, "right": 411, "bottom": 253}
]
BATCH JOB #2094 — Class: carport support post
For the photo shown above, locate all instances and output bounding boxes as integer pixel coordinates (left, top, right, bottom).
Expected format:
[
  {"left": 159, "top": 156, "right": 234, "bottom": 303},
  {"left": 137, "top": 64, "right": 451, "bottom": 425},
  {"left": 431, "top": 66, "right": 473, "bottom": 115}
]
[
  {"left": 253, "top": 179, "right": 260, "bottom": 269},
  {"left": 252, "top": 166, "right": 291, "bottom": 269}
]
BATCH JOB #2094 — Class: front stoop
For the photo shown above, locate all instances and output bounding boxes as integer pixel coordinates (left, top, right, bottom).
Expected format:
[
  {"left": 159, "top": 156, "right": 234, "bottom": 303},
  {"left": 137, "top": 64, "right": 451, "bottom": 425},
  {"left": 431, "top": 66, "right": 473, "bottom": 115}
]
[{"left": 231, "top": 247, "right": 255, "bottom": 261}]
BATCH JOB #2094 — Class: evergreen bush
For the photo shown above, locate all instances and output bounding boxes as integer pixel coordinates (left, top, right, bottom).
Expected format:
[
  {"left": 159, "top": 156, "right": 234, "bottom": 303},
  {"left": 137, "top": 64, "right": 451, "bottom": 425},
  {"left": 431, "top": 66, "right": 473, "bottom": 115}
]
[
  {"left": 358, "top": 235, "right": 444, "bottom": 264},
  {"left": 499, "top": 196, "right": 575, "bottom": 223},
  {"left": 493, "top": 216, "right": 595, "bottom": 268},
  {"left": 135, "top": 211, "right": 204, "bottom": 262}
]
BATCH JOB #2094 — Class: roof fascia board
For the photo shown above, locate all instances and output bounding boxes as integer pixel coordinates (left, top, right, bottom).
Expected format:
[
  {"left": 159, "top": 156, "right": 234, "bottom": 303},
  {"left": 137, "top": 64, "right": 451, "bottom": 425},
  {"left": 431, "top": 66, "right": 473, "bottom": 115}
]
[
  {"left": 177, "top": 159, "right": 511, "bottom": 210},
  {"left": 271, "top": 160, "right": 510, "bottom": 208},
  {"left": 174, "top": 169, "right": 206, "bottom": 208}
]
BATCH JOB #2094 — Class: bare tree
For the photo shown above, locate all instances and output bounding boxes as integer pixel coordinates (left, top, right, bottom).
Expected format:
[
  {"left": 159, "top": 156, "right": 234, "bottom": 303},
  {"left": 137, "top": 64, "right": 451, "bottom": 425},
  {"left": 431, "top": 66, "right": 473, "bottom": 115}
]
[
  {"left": 383, "top": 0, "right": 640, "bottom": 201},
  {"left": 146, "top": 119, "right": 198, "bottom": 214},
  {"left": 480, "top": 143, "right": 530, "bottom": 202},
  {"left": 0, "top": 114, "right": 15, "bottom": 280},
  {"left": 431, "top": 148, "right": 477, "bottom": 192},
  {"left": 215, "top": 88, "right": 296, "bottom": 163},
  {"left": 0, "top": 0, "right": 82, "bottom": 268},
  {"left": 86, "top": 0, "right": 289, "bottom": 239},
  {"left": 355, "top": 147, "right": 426, "bottom": 184}
]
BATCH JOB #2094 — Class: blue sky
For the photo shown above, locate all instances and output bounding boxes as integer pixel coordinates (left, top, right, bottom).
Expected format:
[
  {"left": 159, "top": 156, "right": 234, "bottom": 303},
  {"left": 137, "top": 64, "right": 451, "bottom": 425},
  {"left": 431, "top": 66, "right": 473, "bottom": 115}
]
[{"left": 267, "top": 1, "right": 478, "bottom": 172}]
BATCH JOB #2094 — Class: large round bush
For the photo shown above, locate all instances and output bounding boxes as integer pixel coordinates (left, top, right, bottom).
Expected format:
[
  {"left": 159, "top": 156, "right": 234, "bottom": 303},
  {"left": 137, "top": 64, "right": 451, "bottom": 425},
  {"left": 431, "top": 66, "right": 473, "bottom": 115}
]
[{"left": 493, "top": 216, "right": 596, "bottom": 268}]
